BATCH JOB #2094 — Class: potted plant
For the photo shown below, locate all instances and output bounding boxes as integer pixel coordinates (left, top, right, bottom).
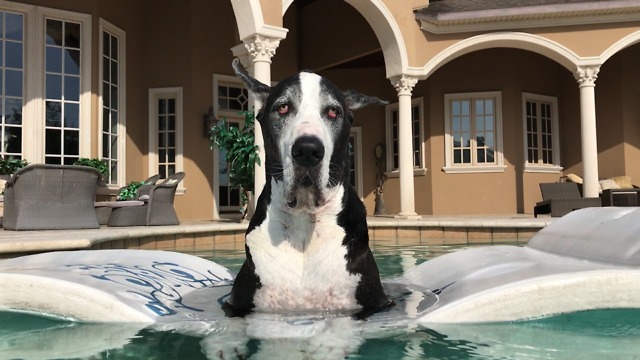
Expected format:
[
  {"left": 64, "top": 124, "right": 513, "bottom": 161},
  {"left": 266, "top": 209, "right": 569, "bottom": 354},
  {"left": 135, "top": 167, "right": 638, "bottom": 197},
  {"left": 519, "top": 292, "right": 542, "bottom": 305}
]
[
  {"left": 0, "top": 158, "right": 28, "bottom": 198},
  {"left": 209, "top": 110, "right": 260, "bottom": 219},
  {"left": 0, "top": 158, "right": 28, "bottom": 179},
  {"left": 73, "top": 158, "right": 109, "bottom": 185},
  {"left": 117, "top": 181, "right": 145, "bottom": 201}
]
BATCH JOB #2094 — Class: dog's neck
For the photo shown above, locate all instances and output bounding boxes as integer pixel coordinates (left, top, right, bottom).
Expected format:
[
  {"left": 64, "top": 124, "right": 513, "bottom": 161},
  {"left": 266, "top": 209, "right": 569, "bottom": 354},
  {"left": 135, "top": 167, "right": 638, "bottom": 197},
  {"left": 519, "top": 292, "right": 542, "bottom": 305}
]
[
  {"left": 267, "top": 178, "right": 344, "bottom": 249},
  {"left": 271, "top": 178, "right": 343, "bottom": 215}
]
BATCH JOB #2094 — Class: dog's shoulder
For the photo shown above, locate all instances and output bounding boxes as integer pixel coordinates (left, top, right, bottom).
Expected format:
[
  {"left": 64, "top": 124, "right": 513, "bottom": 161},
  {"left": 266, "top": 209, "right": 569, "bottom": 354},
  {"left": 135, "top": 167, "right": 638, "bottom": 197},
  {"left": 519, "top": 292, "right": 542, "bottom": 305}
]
[
  {"left": 337, "top": 185, "right": 368, "bottom": 248},
  {"left": 338, "top": 185, "right": 391, "bottom": 310},
  {"left": 226, "top": 181, "right": 272, "bottom": 314}
]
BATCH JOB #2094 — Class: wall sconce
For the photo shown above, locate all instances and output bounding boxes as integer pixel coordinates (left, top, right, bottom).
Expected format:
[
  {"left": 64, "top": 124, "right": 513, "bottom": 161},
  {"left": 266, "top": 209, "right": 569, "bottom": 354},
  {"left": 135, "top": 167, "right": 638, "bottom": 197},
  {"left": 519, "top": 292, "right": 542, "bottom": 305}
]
[{"left": 203, "top": 106, "right": 216, "bottom": 138}]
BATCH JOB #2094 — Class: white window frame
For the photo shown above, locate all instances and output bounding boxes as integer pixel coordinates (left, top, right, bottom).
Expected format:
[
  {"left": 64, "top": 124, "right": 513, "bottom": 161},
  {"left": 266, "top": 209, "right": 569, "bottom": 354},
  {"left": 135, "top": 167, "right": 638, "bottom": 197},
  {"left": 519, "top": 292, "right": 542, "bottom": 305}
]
[
  {"left": 385, "top": 97, "right": 426, "bottom": 177},
  {"left": 148, "top": 87, "right": 185, "bottom": 194},
  {"left": 1, "top": 1, "right": 35, "bottom": 162},
  {"left": 522, "top": 93, "right": 562, "bottom": 173},
  {"left": 34, "top": 6, "right": 91, "bottom": 164},
  {"left": 212, "top": 74, "right": 250, "bottom": 218},
  {"left": 213, "top": 74, "right": 249, "bottom": 120},
  {"left": 443, "top": 91, "right": 506, "bottom": 173},
  {"left": 99, "top": 18, "right": 126, "bottom": 188},
  {"left": 0, "top": 6, "right": 27, "bottom": 160},
  {"left": 0, "top": 3, "right": 93, "bottom": 164}
]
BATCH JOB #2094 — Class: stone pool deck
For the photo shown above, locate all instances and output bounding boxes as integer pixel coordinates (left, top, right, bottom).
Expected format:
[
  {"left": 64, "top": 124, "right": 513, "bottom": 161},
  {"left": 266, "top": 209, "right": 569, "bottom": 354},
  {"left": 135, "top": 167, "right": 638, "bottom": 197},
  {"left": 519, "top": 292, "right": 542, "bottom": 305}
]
[{"left": 0, "top": 214, "right": 554, "bottom": 259}]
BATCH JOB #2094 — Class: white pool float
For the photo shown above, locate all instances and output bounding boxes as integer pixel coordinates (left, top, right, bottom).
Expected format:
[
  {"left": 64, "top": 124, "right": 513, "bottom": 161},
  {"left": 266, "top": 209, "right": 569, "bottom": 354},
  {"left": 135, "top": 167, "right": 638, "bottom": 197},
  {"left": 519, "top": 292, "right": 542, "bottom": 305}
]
[{"left": 1, "top": 207, "right": 640, "bottom": 325}]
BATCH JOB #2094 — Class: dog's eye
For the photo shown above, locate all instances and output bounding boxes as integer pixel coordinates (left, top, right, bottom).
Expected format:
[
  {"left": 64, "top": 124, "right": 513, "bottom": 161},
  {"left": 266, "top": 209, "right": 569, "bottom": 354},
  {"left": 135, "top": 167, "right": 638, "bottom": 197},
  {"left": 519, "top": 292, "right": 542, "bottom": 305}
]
[
  {"left": 277, "top": 104, "right": 289, "bottom": 115},
  {"left": 328, "top": 107, "right": 339, "bottom": 119}
]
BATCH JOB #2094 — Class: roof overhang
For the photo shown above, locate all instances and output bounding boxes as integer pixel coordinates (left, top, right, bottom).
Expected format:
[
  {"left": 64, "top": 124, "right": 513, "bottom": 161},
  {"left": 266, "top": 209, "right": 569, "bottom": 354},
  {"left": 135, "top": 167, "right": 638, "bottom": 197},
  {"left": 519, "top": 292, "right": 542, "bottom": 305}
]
[{"left": 415, "top": 0, "right": 640, "bottom": 34}]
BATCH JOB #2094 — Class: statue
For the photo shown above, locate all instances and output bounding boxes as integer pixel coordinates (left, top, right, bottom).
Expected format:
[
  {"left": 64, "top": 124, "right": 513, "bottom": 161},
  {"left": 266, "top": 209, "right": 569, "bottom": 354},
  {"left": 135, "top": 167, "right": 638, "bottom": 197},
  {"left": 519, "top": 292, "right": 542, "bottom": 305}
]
[{"left": 373, "top": 143, "right": 387, "bottom": 215}]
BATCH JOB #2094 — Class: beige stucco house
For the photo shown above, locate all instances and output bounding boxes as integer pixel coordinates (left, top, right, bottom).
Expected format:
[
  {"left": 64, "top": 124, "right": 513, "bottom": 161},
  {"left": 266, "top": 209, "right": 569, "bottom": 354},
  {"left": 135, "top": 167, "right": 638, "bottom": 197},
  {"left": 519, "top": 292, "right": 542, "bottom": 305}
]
[{"left": 2, "top": 0, "right": 640, "bottom": 220}]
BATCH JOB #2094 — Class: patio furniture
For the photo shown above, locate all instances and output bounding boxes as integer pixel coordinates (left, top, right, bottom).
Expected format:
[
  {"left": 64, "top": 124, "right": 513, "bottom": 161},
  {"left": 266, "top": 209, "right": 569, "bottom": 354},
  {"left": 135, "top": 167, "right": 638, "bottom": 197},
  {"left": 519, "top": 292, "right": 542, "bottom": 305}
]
[
  {"left": 129, "top": 174, "right": 161, "bottom": 200},
  {"left": 601, "top": 188, "right": 640, "bottom": 207},
  {"left": 3, "top": 164, "right": 101, "bottom": 230},
  {"left": 94, "top": 174, "right": 161, "bottom": 225},
  {"left": 533, "top": 182, "right": 601, "bottom": 218},
  {"left": 106, "top": 172, "right": 185, "bottom": 227}
]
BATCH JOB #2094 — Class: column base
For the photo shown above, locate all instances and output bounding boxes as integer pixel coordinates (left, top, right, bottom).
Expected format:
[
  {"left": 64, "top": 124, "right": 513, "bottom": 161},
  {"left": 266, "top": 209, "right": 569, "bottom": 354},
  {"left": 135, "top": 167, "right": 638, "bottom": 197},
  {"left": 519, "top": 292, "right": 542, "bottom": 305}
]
[{"left": 395, "top": 213, "right": 421, "bottom": 220}]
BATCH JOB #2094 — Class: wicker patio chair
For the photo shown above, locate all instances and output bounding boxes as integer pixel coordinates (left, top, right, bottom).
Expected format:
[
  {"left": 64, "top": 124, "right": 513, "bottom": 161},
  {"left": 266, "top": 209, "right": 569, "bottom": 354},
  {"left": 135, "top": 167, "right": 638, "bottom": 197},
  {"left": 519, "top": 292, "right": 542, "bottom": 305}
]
[
  {"left": 533, "top": 182, "right": 601, "bottom": 218},
  {"left": 3, "top": 164, "right": 101, "bottom": 230},
  {"left": 94, "top": 174, "right": 161, "bottom": 225},
  {"left": 132, "top": 174, "right": 161, "bottom": 200},
  {"left": 600, "top": 188, "right": 640, "bottom": 206},
  {"left": 107, "top": 172, "right": 185, "bottom": 227}
]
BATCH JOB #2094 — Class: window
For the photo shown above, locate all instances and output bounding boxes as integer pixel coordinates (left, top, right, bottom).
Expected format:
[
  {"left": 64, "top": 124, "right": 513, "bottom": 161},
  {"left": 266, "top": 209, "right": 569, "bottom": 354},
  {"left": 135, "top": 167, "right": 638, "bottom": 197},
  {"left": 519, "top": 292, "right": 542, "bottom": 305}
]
[
  {"left": 444, "top": 92, "right": 505, "bottom": 173},
  {"left": 213, "top": 75, "right": 249, "bottom": 212},
  {"left": 99, "top": 19, "right": 126, "bottom": 186},
  {"left": 215, "top": 75, "right": 249, "bottom": 117},
  {"left": 217, "top": 82, "right": 249, "bottom": 113},
  {"left": 149, "top": 88, "right": 183, "bottom": 184},
  {"left": 44, "top": 18, "right": 82, "bottom": 165},
  {"left": 0, "top": 5, "right": 91, "bottom": 164},
  {"left": 523, "top": 93, "right": 561, "bottom": 173},
  {"left": 385, "top": 98, "right": 425, "bottom": 174},
  {"left": 0, "top": 10, "right": 24, "bottom": 160},
  {"left": 217, "top": 119, "right": 243, "bottom": 210}
]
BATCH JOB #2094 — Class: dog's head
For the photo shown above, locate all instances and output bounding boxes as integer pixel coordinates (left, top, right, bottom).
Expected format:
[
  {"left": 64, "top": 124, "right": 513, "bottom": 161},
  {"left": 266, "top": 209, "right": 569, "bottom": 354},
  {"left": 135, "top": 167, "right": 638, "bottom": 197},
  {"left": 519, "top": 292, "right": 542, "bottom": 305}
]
[{"left": 233, "top": 59, "right": 386, "bottom": 213}]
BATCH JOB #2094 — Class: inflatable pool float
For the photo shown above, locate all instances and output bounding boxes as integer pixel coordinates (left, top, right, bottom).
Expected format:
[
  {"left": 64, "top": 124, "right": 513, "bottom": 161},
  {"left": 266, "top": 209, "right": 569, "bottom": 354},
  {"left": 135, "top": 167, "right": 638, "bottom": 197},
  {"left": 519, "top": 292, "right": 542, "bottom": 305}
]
[{"left": 1, "top": 207, "right": 640, "bottom": 327}]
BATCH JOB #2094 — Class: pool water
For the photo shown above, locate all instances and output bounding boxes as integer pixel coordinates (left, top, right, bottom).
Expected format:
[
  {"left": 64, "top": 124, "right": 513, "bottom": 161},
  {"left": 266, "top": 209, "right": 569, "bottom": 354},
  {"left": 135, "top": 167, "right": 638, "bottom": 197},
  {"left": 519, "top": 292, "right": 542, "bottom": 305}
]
[{"left": 2, "top": 243, "right": 640, "bottom": 359}]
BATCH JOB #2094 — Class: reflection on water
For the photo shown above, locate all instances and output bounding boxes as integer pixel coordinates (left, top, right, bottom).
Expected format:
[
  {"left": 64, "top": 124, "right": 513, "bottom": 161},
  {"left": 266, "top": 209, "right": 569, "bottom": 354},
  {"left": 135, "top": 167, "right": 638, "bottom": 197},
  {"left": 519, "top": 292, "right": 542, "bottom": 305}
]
[{"left": 3, "top": 241, "right": 640, "bottom": 359}]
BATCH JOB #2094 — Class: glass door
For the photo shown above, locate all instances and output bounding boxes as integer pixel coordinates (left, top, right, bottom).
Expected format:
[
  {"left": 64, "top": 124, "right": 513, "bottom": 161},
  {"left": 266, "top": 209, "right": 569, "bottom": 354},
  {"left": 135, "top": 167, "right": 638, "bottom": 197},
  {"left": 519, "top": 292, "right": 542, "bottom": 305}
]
[{"left": 218, "top": 119, "right": 243, "bottom": 212}]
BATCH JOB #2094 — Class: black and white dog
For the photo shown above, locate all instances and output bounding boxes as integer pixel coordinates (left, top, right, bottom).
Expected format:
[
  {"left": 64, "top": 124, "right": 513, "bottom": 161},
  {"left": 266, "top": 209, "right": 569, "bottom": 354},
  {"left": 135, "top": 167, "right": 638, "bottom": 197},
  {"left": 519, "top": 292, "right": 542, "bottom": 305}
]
[{"left": 226, "top": 59, "right": 392, "bottom": 317}]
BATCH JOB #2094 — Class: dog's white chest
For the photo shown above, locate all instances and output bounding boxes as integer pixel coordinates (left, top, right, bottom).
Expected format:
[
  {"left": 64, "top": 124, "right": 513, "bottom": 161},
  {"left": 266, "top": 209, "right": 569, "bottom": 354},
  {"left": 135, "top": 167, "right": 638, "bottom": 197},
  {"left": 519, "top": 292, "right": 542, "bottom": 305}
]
[{"left": 246, "top": 203, "right": 361, "bottom": 311}]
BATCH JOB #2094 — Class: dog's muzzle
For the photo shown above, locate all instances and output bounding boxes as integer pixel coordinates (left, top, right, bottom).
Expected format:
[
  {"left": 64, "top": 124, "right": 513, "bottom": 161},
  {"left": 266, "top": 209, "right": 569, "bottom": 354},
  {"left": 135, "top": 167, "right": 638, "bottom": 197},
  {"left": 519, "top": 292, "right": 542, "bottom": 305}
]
[
  {"left": 291, "top": 136, "right": 324, "bottom": 168},
  {"left": 287, "top": 135, "right": 325, "bottom": 209}
]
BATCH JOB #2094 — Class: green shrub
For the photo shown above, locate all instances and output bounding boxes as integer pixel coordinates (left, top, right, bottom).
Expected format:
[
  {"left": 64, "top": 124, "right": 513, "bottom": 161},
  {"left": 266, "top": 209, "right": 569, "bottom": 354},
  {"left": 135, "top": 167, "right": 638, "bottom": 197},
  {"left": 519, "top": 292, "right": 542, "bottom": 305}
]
[
  {"left": 209, "top": 110, "right": 260, "bottom": 212},
  {"left": 117, "top": 181, "right": 145, "bottom": 201},
  {"left": 0, "top": 158, "right": 28, "bottom": 175},
  {"left": 73, "top": 158, "right": 109, "bottom": 179}
]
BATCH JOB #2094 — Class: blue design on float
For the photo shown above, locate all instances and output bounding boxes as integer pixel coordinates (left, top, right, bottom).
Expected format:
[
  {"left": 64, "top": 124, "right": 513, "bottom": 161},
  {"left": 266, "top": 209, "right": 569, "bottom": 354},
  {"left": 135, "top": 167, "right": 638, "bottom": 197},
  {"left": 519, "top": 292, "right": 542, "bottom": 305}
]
[{"left": 66, "top": 262, "right": 233, "bottom": 316}]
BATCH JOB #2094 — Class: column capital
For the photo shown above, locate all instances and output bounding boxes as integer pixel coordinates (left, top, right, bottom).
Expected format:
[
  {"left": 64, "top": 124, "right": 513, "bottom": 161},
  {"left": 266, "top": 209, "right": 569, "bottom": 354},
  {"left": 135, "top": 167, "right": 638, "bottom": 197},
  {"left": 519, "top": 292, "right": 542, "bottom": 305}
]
[
  {"left": 391, "top": 75, "right": 418, "bottom": 96},
  {"left": 243, "top": 34, "right": 281, "bottom": 63},
  {"left": 231, "top": 43, "right": 251, "bottom": 70},
  {"left": 575, "top": 65, "right": 600, "bottom": 87}
]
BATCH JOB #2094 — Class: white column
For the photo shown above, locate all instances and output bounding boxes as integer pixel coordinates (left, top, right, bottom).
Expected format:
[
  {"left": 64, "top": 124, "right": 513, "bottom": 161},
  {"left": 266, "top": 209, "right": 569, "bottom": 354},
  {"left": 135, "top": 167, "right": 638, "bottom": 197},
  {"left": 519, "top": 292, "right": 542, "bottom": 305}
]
[
  {"left": 392, "top": 75, "right": 419, "bottom": 217},
  {"left": 241, "top": 35, "right": 281, "bottom": 206},
  {"left": 575, "top": 65, "right": 600, "bottom": 198}
]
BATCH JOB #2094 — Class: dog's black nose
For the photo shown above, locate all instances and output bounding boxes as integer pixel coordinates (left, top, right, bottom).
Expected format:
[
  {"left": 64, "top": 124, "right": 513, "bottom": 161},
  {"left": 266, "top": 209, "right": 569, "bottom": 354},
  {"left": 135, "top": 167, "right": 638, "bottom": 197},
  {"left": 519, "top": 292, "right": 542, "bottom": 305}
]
[{"left": 291, "top": 136, "right": 324, "bottom": 167}]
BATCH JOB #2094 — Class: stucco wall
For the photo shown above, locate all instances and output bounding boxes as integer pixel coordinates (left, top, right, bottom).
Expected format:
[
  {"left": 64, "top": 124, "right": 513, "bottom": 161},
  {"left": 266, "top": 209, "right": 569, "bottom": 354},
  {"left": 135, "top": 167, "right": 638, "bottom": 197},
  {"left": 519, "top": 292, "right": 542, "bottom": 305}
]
[
  {"left": 139, "top": 0, "right": 240, "bottom": 220},
  {"left": 424, "top": 48, "right": 576, "bottom": 214}
]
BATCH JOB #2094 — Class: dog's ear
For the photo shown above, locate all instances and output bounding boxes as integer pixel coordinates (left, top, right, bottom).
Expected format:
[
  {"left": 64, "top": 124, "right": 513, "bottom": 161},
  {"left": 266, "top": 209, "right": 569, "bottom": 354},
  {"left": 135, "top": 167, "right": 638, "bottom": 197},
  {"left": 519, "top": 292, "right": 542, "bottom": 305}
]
[
  {"left": 343, "top": 89, "right": 389, "bottom": 111},
  {"left": 232, "top": 59, "right": 270, "bottom": 104}
]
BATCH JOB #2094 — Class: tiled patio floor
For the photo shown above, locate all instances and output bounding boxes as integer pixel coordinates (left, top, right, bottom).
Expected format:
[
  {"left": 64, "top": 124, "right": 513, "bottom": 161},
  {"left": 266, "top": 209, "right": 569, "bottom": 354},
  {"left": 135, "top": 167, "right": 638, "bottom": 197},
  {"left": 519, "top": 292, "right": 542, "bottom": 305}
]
[{"left": 0, "top": 214, "right": 555, "bottom": 259}]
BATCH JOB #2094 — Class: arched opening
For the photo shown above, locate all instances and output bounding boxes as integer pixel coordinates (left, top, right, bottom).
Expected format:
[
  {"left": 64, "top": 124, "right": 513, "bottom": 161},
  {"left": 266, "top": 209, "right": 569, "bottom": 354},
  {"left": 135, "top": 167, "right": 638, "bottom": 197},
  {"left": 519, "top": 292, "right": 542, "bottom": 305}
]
[
  {"left": 424, "top": 47, "right": 578, "bottom": 214},
  {"left": 596, "top": 38, "right": 640, "bottom": 183},
  {"left": 282, "top": 0, "right": 406, "bottom": 78},
  {"left": 420, "top": 32, "right": 581, "bottom": 79},
  {"left": 274, "top": 0, "right": 400, "bottom": 213}
]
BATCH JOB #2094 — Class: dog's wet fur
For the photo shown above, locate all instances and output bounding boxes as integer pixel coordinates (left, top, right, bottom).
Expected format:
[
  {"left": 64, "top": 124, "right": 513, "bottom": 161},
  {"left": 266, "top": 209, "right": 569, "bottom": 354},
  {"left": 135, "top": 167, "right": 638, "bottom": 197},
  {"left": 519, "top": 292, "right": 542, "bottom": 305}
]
[{"left": 225, "top": 59, "right": 393, "bottom": 318}]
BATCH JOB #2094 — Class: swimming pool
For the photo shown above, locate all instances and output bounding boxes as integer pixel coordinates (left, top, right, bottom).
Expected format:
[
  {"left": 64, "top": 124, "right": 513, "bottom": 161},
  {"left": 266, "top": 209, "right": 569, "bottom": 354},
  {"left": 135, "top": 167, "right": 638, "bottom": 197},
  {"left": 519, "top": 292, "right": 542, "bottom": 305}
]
[{"left": 2, "top": 241, "right": 640, "bottom": 359}]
